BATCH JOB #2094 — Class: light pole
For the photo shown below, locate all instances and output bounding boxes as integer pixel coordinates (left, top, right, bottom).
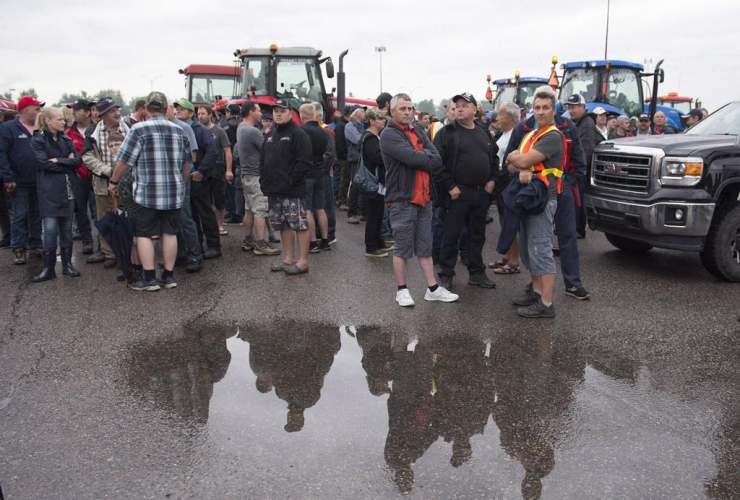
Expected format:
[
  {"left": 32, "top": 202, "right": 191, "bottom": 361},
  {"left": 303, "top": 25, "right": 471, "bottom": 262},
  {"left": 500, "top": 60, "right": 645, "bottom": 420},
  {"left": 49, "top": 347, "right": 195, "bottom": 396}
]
[
  {"left": 375, "top": 46, "right": 386, "bottom": 93},
  {"left": 604, "top": 0, "right": 611, "bottom": 59},
  {"left": 141, "top": 75, "right": 162, "bottom": 92}
]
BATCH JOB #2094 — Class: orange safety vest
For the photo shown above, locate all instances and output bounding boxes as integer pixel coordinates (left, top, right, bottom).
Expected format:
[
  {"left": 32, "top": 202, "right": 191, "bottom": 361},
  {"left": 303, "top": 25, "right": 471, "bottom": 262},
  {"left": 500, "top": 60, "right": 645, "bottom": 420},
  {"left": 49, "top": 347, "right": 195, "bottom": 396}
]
[{"left": 518, "top": 125, "right": 567, "bottom": 194}]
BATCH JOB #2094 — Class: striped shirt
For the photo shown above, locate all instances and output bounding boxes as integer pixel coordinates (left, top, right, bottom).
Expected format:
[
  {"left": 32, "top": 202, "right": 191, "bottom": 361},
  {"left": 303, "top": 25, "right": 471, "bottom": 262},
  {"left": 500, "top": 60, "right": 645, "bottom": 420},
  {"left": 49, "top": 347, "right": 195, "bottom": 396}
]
[{"left": 116, "top": 115, "right": 191, "bottom": 210}]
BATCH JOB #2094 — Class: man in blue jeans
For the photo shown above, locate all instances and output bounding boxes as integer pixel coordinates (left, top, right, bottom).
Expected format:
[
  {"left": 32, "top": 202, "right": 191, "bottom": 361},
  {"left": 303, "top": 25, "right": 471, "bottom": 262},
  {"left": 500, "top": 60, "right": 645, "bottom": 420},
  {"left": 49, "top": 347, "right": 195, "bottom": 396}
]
[{"left": 0, "top": 96, "right": 45, "bottom": 265}]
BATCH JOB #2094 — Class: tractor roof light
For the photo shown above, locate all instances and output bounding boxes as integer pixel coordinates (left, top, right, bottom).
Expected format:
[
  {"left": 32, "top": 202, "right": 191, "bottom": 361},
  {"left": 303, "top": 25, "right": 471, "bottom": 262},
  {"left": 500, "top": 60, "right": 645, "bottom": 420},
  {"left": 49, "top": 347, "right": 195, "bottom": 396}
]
[
  {"left": 178, "top": 69, "right": 185, "bottom": 75},
  {"left": 486, "top": 74, "right": 491, "bottom": 82},
  {"left": 514, "top": 71, "right": 520, "bottom": 79},
  {"left": 591, "top": 61, "right": 598, "bottom": 68},
  {"left": 269, "top": 44, "right": 278, "bottom": 53},
  {"left": 552, "top": 55, "right": 558, "bottom": 65},
  {"left": 582, "top": 62, "right": 588, "bottom": 68}
]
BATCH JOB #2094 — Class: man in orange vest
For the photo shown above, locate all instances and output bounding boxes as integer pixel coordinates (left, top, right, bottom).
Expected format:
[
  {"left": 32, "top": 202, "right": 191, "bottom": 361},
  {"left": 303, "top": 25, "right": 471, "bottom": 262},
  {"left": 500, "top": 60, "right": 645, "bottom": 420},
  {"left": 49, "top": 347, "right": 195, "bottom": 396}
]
[{"left": 505, "top": 86, "right": 564, "bottom": 318}]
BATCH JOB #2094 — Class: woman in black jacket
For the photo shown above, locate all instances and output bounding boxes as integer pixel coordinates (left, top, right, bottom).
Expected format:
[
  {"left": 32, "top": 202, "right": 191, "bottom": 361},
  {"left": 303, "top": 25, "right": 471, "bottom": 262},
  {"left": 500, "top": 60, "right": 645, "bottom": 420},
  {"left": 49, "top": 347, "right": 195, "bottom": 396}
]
[
  {"left": 362, "top": 108, "right": 393, "bottom": 257},
  {"left": 31, "top": 107, "right": 82, "bottom": 282}
]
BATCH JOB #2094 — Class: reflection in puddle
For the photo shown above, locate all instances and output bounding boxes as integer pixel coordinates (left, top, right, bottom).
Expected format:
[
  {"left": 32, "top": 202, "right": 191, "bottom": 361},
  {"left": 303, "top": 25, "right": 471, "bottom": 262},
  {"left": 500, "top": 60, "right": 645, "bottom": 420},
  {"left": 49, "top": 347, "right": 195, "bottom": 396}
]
[{"left": 121, "top": 320, "right": 731, "bottom": 499}]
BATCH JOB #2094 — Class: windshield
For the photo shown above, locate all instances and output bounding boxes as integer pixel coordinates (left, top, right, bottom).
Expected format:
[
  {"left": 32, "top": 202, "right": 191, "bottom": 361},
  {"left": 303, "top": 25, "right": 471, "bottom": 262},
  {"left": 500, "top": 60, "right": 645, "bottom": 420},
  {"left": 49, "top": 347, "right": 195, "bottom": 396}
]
[
  {"left": 244, "top": 57, "right": 268, "bottom": 97},
  {"left": 659, "top": 100, "right": 691, "bottom": 114},
  {"left": 605, "top": 68, "right": 642, "bottom": 117},
  {"left": 275, "top": 57, "right": 324, "bottom": 108},
  {"left": 559, "top": 68, "right": 599, "bottom": 107},
  {"left": 189, "top": 75, "right": 239, "bottom": 103},
  {"left": 686, "top": 101, "right": 740, "bottom": 135},
  {"left": 493, "top": 83, "right": 540, "bottom": 111}
]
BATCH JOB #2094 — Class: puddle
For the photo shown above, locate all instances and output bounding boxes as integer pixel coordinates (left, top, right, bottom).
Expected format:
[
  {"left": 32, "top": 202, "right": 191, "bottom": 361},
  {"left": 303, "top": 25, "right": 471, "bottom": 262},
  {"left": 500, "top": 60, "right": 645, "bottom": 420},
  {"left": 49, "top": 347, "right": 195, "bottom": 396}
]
[{"left": 120, "top": 320, "right": 737, "bottom": 499}]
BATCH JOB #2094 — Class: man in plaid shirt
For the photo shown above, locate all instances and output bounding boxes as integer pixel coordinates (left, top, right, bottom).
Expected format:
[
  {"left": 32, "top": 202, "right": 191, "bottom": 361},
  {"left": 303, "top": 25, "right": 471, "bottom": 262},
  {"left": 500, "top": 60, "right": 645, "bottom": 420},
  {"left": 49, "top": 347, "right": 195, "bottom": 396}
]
[{"left": 108, "top": 91, "right": 192, "bottom": 291}]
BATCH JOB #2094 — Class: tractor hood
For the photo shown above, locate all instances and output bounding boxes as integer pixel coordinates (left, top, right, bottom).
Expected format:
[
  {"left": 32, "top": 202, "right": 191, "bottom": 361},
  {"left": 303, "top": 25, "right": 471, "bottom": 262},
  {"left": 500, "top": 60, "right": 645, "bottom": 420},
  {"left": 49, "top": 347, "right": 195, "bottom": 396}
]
[{"left": 604, "top": 134, "right": 738, "bottom": 158}]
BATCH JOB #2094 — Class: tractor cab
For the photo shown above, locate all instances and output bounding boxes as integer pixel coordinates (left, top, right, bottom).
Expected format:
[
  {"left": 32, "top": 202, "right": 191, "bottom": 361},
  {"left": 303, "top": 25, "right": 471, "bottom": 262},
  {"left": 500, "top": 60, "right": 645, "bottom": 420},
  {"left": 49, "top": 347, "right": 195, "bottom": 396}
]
[
  {"left": 558, "top": 60, "right": 645, "bottom": 118},
  {"left": 235, "top": 45, "right": 336, "bottom": 123},
  {"left": 179, "top": 64, "right": 241, "bottom": 105},
  {"left": 490, "top": 74, "right": 548, "bottom": 114}
]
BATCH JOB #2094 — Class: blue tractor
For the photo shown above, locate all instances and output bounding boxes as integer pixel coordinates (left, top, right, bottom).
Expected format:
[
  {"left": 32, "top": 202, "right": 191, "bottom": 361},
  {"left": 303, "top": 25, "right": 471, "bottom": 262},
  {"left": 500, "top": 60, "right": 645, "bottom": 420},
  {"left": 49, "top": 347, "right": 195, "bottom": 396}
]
[
  {"left": 489, "top": 74, "right": 549, "bottom": 114},
  {"left": 558, "top": 59, "right": 681, "bottom": 130}
]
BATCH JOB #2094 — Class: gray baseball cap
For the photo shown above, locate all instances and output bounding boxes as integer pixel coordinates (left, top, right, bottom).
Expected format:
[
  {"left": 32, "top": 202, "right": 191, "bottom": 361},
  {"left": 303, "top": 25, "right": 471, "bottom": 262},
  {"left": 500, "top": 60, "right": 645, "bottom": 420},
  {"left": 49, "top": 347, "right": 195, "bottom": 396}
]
[{"left": 146, "top": 91, "right": 168, "bottom": 111}]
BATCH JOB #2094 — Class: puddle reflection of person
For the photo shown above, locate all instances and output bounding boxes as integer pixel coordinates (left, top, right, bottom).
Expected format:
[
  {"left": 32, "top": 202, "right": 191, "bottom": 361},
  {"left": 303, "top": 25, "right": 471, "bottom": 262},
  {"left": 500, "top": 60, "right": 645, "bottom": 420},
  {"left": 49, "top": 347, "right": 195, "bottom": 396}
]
[
  {"left": 124, "top": 322, "right": 234, "bottom": 425},
  {"left": 491, "top": 332, "right": 584, "bottom": 500},
  {"left": 240, "top": 322, "right": 340, "bottom": 433},
  {"left": 355, "top": 327, "right": 394, "bottom": 396}
]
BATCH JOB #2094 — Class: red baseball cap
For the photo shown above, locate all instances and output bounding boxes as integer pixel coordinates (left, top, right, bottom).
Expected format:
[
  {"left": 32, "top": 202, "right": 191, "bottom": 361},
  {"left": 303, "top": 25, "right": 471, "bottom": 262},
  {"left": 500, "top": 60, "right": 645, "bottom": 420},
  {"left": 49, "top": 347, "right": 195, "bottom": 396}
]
[{"left": 17, "top": 96, "right": 45, "bottom": 112}]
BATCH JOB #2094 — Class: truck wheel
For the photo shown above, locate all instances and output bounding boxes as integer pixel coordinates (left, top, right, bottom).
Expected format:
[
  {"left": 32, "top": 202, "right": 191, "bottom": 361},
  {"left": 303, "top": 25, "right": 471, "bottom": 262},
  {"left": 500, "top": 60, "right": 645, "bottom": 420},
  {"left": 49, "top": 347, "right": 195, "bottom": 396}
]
[
  {"left": 700, "top": 202, "right": 740, "bottom": 282},
  {"left": 605, "top": 233, "right": 653, "bottom": 254}
]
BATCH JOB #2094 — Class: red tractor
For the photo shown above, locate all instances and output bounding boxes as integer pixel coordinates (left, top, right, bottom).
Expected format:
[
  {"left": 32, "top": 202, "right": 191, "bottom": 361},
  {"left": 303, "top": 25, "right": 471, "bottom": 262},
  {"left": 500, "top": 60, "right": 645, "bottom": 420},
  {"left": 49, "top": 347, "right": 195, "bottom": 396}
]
[{"left": 178, "top": 64, "right": 241, "bottom": 106}]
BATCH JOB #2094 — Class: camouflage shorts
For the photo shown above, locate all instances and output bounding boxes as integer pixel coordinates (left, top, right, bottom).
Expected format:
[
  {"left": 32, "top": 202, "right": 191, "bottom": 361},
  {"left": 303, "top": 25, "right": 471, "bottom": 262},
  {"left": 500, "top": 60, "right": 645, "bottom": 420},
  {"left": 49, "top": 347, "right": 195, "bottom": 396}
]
[{"left": 268, "top": 197, "right": 309, "bottom": 232}]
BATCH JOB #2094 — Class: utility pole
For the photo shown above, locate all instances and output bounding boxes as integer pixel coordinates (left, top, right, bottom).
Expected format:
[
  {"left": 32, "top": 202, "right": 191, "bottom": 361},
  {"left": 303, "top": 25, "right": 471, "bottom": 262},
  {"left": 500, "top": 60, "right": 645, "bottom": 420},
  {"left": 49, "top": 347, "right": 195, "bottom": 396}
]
[
  {"left": 375, "top": 46, "right": 386, "bottom": 93},
  {"left": 604, "top": 0, "right": 611, "bottom": 60}
]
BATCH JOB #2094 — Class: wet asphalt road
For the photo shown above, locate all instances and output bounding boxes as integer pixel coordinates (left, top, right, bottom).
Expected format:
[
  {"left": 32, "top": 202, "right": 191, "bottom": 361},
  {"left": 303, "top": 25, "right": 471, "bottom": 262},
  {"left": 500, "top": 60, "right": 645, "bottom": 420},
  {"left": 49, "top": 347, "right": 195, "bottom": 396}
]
[{"left": 1, "top": 212, "right": 739, "bottom": 500}]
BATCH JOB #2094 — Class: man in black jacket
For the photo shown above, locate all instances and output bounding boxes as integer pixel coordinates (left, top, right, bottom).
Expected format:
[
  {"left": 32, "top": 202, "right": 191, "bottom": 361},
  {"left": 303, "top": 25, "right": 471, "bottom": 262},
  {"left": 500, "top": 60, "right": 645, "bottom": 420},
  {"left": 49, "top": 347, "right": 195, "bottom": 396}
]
[
  {"left": 300, "top": 104, "right": 330, "bottom": 252},
  {"left": 565, "top": 94, "right": 596, "bottom": 239},
  {"left": 221, "top": 103, "right": 243, "bottom": 224},
  {"left": 260, "top": 99, "right": 313, "bottom": 275},
  {"left": 174, "top": 99, "right": 221, "bottom": 259},
  {"left": 433, "top": 93, "right": 498, "bottom": 291}
]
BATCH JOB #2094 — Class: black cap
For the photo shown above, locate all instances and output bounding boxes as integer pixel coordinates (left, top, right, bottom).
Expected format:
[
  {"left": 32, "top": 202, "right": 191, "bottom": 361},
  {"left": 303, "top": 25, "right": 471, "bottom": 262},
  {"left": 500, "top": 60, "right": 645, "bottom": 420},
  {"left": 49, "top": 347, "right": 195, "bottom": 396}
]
[
  {"left": 273, "top": 99, "right": 290, "bottom": 110},
  {"left": 452, "top": 92, "right": 478, "bottom": 106},
  {"left": 376, "top": 92, "right": 393, "bottom": 109},
  {"left": 349, "top": 104, "right": 367, "bottom": 115},
  {"left": 681, "top": 109, "right": 703, "bottom": 119},
  {"left": 225, "top": 103, "right": 241, "bottom": 115},
  {"left": 261, "top": 114, "right": 273, "bottom": 121},
  {"left": 566, "top": 94, "right": 586, "bottom": 106},
  {"left": 638, "top": 113, "right": 650, "bottom": 121},
  {"left": 67, "top": 99, "right": 90, "bottom": 111},
  {"left": 343, "top": 105, "right": 353, "bottom": 116}
]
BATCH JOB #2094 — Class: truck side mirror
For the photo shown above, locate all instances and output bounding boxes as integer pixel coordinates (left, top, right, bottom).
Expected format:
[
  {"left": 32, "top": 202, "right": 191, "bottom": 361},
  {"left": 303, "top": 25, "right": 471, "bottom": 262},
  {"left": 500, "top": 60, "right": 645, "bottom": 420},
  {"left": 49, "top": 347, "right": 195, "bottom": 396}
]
[{"left": 326, "top": 59, "right": 335, "bottom": 79}]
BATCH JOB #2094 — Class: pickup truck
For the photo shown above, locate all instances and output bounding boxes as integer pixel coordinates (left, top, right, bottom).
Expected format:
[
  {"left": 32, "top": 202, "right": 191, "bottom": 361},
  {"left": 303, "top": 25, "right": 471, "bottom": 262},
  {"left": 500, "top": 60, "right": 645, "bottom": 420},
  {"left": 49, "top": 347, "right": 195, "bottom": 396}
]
[{"left": 584, "top": 100, "right": 740, "bottom": 281}]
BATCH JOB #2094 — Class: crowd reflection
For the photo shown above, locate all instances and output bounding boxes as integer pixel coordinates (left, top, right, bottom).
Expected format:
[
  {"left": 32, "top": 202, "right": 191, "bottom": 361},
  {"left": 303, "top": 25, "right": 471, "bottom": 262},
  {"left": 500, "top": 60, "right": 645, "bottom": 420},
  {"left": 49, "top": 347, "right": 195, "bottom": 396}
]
[{"left": 355, "top": 328, "right": 585, "bottom": 498}]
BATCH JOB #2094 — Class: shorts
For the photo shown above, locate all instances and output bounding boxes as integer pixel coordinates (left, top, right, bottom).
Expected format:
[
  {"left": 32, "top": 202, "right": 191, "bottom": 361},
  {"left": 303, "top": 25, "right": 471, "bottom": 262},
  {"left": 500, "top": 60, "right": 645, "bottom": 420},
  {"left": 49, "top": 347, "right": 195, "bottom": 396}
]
[
  {"left": 130, "top": 203, "right": 182, "bottom": 238},
  {"left": 388, "top": 201, "right": 433, "bottom": 260},
  {"left": 208, "top": 176, "right": 227, "bottom": 210},
  {"left": 519, "top": 199, "right": 558, "bottom": 275},
  {"left": 241, "top": 175, "right": 269, "bottom": 218},
  {"left": 268, "top": 196, "right": 309, "bottom": 232},
  {"left": 305, "top": 176, "right": 326, "bottom": 211}
]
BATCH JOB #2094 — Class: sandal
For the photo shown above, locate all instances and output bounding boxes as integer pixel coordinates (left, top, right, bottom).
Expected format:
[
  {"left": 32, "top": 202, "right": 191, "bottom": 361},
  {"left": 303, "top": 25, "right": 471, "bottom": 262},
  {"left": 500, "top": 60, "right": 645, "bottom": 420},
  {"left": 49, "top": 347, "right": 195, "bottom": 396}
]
[
  {"left": 493, "top": 263, "right": 521, "bottom": 275},
  {"left": 489, "top": 258, "right": 508, "bottom": 269}
]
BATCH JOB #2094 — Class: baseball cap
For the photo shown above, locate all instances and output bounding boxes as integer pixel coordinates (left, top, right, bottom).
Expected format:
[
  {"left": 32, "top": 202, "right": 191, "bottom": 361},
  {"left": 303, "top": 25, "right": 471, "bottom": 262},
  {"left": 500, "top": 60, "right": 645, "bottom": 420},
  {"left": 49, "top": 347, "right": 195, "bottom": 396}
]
[
  {"left": 349, "top": 104, "right": 367, "bottom": 115},
  {"left": 566, "top": 94, "right": 586, "bottom": 106},
  {"left": 273, "top": 99, "right": 291, "bottom": 110},
  {"left": 452, "top": 92, "right": 478, "bottom": 107},
  {"left": 376, "top": 92, "right": 393, "bottom": 109},
  {"left": 17, "top": 96, "right": 45, "bottom": 112},
  {"left": 592, "top": 106, "right": 607, "bottom": 115},
  {"left": 638, "top": 112, "right": 650, "bottom": 121},
  {"left": 343, "top": 105, "right": 353, "bottom": 116},
  {"left": 681, "top": 109, "right": 703, "bottom": 119},
  {"left": 146, "top": 91, "right": 168, "bottom": 111},
  {"left": 173, "top": 98, "right": 195, "bottom": 113},
  {"left": 96, "top": 97, "right": 121, "bottom": 116},
  {"left": 67, "top": 99, "right": 91, "bottom": 111},
  {"left": 261, "top": 114, "right": 273, "bottom": 121},
  {"left": 225, "top": 103, "right": 241, "bottom": 115}
]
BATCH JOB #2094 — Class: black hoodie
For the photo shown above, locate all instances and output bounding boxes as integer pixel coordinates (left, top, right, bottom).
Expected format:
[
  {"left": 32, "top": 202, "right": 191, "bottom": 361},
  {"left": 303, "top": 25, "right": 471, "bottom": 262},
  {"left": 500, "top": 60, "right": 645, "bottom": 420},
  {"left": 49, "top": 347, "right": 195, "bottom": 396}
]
[{"left": 259, "top": 120, "right": 312, "bottom": 198}]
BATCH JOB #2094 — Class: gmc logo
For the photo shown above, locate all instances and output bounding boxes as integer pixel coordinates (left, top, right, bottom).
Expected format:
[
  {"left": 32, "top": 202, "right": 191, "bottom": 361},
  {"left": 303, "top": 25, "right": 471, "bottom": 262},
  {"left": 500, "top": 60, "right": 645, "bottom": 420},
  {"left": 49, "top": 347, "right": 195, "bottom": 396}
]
[{"left": 604, "top": 163, "right": 630, "bottom": 175}]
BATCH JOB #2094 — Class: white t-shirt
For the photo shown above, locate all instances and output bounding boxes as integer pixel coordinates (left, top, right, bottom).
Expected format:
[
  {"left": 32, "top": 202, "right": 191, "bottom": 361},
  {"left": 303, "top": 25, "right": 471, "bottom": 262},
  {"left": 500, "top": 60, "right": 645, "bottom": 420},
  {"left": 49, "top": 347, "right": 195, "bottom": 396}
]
[{"left": 496, "top": 129, "right": 512, "bottom": 166}]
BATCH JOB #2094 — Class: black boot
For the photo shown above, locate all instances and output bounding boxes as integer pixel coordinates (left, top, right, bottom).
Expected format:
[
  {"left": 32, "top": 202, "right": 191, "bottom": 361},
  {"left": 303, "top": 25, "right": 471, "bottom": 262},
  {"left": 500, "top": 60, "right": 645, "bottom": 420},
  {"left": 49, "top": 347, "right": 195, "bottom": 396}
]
[
  {"left": 60, "top": 246, "right": 81, "bottom": 277},
  {"left": 33, "top": 249, "right": 57, "bottom": 283}
]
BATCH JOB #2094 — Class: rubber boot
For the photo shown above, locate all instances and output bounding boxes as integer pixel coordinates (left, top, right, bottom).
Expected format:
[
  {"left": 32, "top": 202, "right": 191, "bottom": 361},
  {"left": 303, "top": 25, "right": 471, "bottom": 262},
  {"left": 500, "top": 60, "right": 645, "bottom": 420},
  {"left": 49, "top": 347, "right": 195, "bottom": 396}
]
[
  {"left": 33, "top": 249, "right": 58, "bottom": 283},
  {"left": 60, "top": 246, "right": 81, "bottom": 277}
]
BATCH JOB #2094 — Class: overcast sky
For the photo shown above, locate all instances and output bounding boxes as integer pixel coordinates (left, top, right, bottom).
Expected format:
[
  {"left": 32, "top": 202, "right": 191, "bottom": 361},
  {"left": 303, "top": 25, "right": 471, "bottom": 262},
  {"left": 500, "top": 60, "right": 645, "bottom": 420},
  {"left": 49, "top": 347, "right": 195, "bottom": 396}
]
[{"left": 2, "top": 0, "right": 737, "bottom": 112}]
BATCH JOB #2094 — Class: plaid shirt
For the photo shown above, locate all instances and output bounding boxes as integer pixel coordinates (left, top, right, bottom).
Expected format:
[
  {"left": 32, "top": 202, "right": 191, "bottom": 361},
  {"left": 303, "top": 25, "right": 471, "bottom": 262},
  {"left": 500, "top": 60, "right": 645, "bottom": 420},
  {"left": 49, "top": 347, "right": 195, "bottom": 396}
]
[
  {"left": 116, "top": 115, "right": 191, "bottom": 210},
  {"left": 99, "top": 123, "right": 125, "bottom": 165}
]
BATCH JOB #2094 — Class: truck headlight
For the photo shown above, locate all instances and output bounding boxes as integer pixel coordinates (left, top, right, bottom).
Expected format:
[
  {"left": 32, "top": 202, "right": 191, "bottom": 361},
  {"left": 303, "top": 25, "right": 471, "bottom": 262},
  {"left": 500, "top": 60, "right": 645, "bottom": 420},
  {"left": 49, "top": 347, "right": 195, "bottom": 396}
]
[{"left": 660, "top": 157, "right": 703, "bottom": 187}]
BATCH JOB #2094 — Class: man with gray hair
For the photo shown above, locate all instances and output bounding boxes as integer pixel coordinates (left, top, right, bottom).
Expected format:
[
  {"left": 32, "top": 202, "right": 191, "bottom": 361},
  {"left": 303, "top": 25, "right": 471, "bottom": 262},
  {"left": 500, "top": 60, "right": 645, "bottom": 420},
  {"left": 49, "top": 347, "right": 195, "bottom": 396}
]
[
  {"left": 608, "top": 115, "right": 633, "bottom": 139},
  {"left": 346, "top": 105, "right": 367, "bottom": 224},
  {"left": 380, "top": 93, "right": 458, "bottom": 307},
  {"left": 300, "top": 103, "right": 330, "bottom": 251}
]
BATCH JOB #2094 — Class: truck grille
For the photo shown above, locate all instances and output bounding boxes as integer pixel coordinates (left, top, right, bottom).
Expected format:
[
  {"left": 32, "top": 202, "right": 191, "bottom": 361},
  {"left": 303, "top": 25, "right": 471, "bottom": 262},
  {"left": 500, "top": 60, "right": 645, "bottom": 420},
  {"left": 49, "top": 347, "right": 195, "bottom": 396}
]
[{"left": 592, "top": 153, "right": 652, "bottom": 194}]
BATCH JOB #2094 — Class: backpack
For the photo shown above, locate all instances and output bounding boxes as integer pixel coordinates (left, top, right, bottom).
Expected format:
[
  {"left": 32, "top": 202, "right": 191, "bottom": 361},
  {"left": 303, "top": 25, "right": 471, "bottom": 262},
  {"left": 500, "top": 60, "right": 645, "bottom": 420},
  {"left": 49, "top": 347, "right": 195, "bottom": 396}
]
[{"left": 353, "top": 133, "right": 380, "bottom": 198}]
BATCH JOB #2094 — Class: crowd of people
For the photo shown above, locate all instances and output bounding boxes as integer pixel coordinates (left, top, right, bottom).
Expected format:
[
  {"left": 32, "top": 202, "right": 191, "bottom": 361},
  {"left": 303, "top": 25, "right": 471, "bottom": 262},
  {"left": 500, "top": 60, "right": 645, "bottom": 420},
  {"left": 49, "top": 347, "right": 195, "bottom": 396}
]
[{"left": 0, "top": 87, "right": 708, "bottom": 316}]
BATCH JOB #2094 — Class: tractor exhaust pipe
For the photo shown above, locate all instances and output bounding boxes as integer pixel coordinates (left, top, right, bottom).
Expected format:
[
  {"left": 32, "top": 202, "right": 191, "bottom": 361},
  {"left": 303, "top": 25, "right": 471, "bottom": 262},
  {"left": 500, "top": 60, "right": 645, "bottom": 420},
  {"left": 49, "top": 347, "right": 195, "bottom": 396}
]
[
  {"left": 649, "top": 59, "right": 665, "bottom": 122},
  {"left": 337, "top": 49, "right": 349, "bottom": 114}
]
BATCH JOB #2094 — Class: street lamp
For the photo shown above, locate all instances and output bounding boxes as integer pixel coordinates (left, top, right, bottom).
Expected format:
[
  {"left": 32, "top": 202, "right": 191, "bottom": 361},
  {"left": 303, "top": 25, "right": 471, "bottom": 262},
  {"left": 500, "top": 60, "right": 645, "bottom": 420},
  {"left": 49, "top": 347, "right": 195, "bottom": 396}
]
[
  {"left": 141, "top": 75, "right": 162, "bottom": 92},
  {"left": 375, "top": 46, "right": 386, "bottom": 93}
]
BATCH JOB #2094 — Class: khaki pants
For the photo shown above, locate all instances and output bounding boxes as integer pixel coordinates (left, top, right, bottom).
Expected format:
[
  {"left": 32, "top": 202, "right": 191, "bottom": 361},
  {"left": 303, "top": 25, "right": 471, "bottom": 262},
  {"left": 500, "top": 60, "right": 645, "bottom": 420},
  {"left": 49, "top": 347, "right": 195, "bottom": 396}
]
[{"left": 95, "top": 194, "right": 115, "bottom": 259}]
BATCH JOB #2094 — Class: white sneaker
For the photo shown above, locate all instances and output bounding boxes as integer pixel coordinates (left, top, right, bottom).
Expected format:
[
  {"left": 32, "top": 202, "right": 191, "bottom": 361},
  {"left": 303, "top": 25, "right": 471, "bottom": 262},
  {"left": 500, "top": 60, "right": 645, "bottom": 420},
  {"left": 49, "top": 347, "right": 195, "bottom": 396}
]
[
  {"left": 396, "top": 289, "right": 415, "bottom": 307},
  {"left": 424, "top": 286, "right": 459, "bottom": 303}
]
